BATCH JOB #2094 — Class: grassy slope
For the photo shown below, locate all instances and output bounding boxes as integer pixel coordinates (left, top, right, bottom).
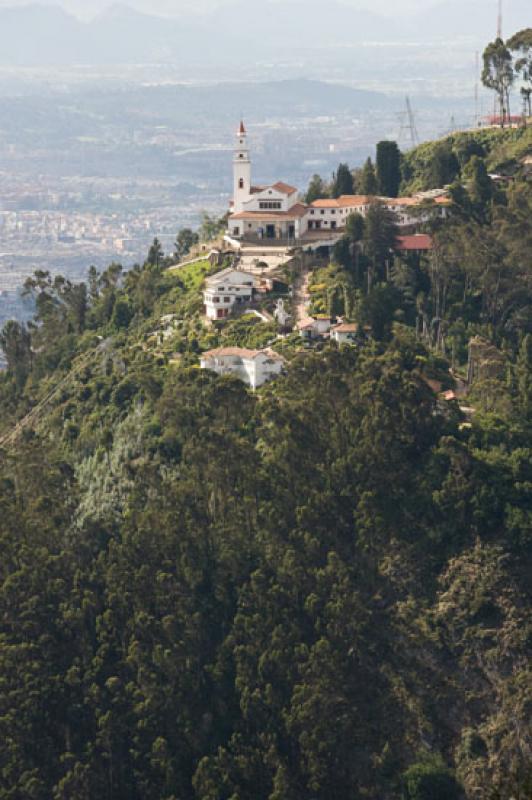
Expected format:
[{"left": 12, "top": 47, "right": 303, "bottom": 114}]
[{"left": 401, "top": 125, "right": 532, "bottom": 194}]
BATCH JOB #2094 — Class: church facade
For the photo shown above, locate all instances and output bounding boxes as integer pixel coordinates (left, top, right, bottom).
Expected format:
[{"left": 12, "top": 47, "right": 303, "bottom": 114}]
[{"left": 225, "top": 122, "right": 449, "bottom": 248}]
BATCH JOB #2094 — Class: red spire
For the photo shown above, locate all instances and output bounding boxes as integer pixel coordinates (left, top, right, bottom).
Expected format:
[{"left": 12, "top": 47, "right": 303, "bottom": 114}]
[{"left": 238, "top": 120, "right": 246, "bottom": 135}]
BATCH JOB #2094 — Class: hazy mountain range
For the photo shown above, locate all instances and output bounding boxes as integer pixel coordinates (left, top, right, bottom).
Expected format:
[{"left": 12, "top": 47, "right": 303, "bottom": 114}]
[{"left": 0, "top": 1, "right": 529, "bottom": 66}]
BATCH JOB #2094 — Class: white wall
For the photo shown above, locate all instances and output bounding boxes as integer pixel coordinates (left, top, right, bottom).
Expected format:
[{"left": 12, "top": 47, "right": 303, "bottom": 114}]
[{"left": 243, "top": 187, "right": 290, "bottom": 213}]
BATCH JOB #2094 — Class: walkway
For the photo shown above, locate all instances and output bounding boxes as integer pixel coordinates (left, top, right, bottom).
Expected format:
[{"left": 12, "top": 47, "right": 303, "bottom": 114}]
[{"left": 292, "top": 266, "right": 312, "bottom": 326}]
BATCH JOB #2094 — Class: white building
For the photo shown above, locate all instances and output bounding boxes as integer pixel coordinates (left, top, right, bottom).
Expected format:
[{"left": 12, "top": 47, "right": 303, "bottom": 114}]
[
  {"left": 228, "top": 121, "right": 311, "bottom": 242},
  {"left": 200, "top": 347, "right": 286, "bottom": 389},
  {"left": 309, "top": 194, "right": 448, "bottom": 230},
  {"left": 203, "top": 267, "right": 257, "bottom": 320},
  {"left": 297, "top": 316, "right": 332, "bottom": 339},
  {"left": 226, "top": 122, "right": 449, "bottom": 248},
  {"left": 330, "top": 322, "right": 359, "bottom": 345}
]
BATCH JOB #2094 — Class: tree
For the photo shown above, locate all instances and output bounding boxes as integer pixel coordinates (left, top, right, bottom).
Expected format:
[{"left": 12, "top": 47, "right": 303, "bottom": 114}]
[
  {"left": 345, "top": 212, "right": 365, "bottom": 242},
  {"left": 507, "top": 28, "right": 532, "bottom": 116},
  {"left": 362, "top": 202, "right": 399, "bottom": 289},
  {"left": 147, "top": 237, "right": 163, "bottom": 267},
  {"left": 199, "top": 212, "right": 227, "bottom": 242},
  {"left": 111, "top": 298, "right": 134, "bottom": 330},
  {"left": 357, "top": 283, "right": 401, "bottom": 340},
  {"left": 334, "top": 214, "right": 365, "bottom": 281},
  {"left": 482, "top": 37, "right": 514, "bottom": 125},
  {"left": 358, "top": 156, "right": 378, "bottom": 194},
  {"left": 402, "top": 755, "right": 462, "bottom": 800},
  {"left": 0, "top": 320, "right": 32, "bottom": 388},
  {"left": 376, "top": 141, "right": 401, "bottom": 197},
  {"left": 428, "top": 142, "right": 460, "bottom": 188},
  {"left": 468, "top": 156, "right": 493, "bottom": 213},
  {"left": 515, "top": 334, "right": 532, "bottom": 415},
  {"left": 331, "top": 163, "right": 354, "bottom": 198},
  {"left": 174, "top": 228, "right": 199, "bottom": 261},
  {"left": 305, "top": 174, "right": 328, "bottom": 204}
]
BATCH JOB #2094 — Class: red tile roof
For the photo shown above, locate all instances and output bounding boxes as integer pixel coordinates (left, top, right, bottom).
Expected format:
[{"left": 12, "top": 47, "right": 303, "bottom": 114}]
[
  {"left": 311, "top": 195, "right": 372, "bottom": 209},
  {"left": 202, "top": 347, "right": 285, "bottom": 362},
  {"left": 230, "top": 203, "right": 308, "bottom": 221},
  {"left": 396, "top": 234, "right": 433, "bottom": 251},
  {"left": 271, "top": 181, "right": 298, "bottom": 195},
  {"left": 202, "top": 347, "right": 258, "bottom": 359},
  {"left": 332, "top": 323, "right": 359, "bottom": 332}
]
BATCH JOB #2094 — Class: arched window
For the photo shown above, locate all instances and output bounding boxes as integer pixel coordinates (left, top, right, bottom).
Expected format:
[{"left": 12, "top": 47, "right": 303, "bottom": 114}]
[{"left": 239, "top": 178, "right": 244, "bottom": 189}]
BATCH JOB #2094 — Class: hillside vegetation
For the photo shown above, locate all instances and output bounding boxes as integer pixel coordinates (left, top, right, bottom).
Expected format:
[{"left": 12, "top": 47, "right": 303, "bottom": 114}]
[
  {"left": 0, "top": 135, "right": 531, "bottom": 800},
  {"left": 401, "top": 125, "right": 532, "bottom": 193}
]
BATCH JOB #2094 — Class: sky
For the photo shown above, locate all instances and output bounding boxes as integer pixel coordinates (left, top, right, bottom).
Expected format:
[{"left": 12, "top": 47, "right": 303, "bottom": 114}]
[{"left": 0, "top": 0, "right": 454, "bottom": 18}]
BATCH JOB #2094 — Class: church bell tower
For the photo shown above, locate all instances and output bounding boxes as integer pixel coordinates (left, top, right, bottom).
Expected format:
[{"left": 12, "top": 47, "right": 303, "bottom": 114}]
[{"left": 233, "top": 121, "right": 251, "bottom": 214}]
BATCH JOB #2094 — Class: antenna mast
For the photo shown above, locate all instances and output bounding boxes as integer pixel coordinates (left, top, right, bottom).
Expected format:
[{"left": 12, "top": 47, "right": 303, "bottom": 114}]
[
  {"left": 497, "top": 0, "right": 502, "bottom": 38},
  {"left": 397, "top": 97, "right": 419, "bottom": 147},
  {"left": 405, "top": 96, "right": 419, "bottom": 147},
  {"left": 474, "top": 50, "right": 479, "bottom": 126}
]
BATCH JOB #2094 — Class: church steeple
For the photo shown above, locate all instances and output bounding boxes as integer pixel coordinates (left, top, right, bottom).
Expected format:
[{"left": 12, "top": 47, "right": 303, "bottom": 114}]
[{"left": 233, "top": 120, "right": 251, "bottom": 214}]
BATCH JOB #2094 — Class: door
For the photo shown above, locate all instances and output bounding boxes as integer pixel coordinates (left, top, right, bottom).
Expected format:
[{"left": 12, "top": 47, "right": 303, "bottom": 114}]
[
  {"left": 288, "top": 225, "right": 295, "bottom": 238},
  {"left": 266, "top": 225, "right": 275, "bottom": 239}
]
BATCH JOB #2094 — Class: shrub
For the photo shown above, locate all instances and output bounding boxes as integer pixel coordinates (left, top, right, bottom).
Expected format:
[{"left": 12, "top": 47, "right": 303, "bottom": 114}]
[{"left": 402, "top": 754, "right": 462, "bottom": 800}]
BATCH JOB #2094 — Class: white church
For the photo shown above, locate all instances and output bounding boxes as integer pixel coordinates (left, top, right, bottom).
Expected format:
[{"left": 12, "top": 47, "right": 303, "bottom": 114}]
[{"left": 225, "top": 122, "right": 449, "bottom": 249}]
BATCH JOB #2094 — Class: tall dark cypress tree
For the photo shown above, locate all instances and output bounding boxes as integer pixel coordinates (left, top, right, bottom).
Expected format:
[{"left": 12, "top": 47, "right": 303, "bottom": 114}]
[
  {"left": 359, "top": 157, "right": 378, "bottom": 195},
  {"left": 376, "top": 141, "right": 401, "bottom": 198},
  {"left": 332, "top": 163, "right": 354, "bottom": 198}
]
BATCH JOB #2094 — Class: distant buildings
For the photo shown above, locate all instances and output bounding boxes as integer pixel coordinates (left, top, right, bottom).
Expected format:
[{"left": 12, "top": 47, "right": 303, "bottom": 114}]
[{"left": 200, "top": 347, "right": 285, "bottom": 389}]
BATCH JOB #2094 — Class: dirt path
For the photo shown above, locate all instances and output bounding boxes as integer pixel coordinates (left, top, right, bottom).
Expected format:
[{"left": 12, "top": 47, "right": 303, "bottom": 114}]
[{"left": 292, "top": 266, "right": 312, "bottom": 325}]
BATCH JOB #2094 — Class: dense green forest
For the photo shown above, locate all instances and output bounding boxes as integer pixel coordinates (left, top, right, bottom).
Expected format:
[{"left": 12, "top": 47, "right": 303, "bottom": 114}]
[{"left": 0, "top": 124, "right": 531, "bottom": 800}]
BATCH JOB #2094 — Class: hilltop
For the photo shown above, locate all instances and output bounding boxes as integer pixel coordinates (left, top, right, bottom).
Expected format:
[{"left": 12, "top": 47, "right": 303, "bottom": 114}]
[{"left": 0, "top": 129, "right": 530, "bottom": 800}]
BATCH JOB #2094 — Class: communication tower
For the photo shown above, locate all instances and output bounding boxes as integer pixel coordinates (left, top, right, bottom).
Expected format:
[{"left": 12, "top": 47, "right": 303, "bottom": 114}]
[{"left": 397, "top": 96, "right": 419, "bottom": 148}]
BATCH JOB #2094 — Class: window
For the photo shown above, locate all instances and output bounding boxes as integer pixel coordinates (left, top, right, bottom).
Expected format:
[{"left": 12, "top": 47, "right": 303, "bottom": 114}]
[
  {"left": 224, "top": 297, "right": 230, "bottom": 303},
  {"left": 232, "top": 227, "right": 239, "bottom": 235},
  {"left": 331, "top": 210, "right": 336, "bottom": 214},
  {"left": 213, "top": 296, "right": 220, "bottom": 303},
  {"left": 310, "top": 210, "right": 315, "bottom": 215},
  {"left": 259, "top": 201, "right": 282, "bottom": 210},
  {"left": 239, "top": 178, "right": 244, "bottom": 189},
  {"left": 321, "top": 210, "right": 325, "bottom": 215},
  {"left": 239, "top": 154, "right": 244, "bottom": 159}
]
